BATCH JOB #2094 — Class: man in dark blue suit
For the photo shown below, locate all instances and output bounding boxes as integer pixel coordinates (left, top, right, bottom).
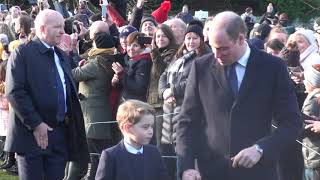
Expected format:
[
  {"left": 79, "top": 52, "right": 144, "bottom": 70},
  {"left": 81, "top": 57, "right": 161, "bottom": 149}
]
[
  {"left": 5, "top": 9, "right": 89, "bottom": 180},
  {"left": 176, "top": 11, "right": 302, "bottom": 180}
]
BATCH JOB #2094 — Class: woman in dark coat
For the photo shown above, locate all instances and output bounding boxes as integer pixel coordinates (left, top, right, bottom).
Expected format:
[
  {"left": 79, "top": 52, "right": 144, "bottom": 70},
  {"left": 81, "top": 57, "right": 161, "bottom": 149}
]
[
  {"left": 158, "top": 24, "right": 211, "bottom": 180},
  {"left": 111, "top": 32, "right": 152, "bottom": 102}
]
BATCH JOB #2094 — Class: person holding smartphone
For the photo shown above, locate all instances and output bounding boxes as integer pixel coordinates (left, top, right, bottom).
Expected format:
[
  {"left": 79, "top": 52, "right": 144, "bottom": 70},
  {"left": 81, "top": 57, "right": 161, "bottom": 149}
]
[{"left": 111, "top": 32, "right": 152, "bottom": 102}]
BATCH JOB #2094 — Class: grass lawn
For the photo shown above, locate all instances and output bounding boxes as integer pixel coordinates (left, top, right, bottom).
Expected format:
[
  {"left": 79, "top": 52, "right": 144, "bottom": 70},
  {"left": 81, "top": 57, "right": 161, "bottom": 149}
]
[
  {"left": 0, "top": 170, "right": 18, "bottom": 180},
  {"left": 0, "top": 161, "right": 18, "bottom": 180}
]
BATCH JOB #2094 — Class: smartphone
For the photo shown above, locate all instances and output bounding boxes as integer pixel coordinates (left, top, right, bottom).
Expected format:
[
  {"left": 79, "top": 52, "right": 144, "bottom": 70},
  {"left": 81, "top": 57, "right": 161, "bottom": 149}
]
[
  {"left": 288, "top": 66, "right": 303, "bottom": 77},
  {"left": 101, "top": 4, "right": 107, "bottom": 18},
  {"left": 137, "top": 36, "right": 153, "bottom": 45}
]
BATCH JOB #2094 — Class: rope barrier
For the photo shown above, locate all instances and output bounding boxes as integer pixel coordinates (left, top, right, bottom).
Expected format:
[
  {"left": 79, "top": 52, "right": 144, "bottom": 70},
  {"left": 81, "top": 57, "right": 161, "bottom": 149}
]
[
  {"left": 89, "top": 152, "right": 178, "bottom": 159},
  {"left": 87, "top": 112, "right": 180, "bottom": 125},
  {"left": 88, "top": 115, "right": 320, "bottom": 159},
  {"left": 272, "top": 124, "right": 320, "bottom": 156}
]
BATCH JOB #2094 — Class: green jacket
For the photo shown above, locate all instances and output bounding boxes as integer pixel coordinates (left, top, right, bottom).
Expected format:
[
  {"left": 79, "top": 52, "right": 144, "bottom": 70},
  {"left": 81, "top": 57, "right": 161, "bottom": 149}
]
[{"left": 72, "top": 48, "right": 115, "bottom": 139}]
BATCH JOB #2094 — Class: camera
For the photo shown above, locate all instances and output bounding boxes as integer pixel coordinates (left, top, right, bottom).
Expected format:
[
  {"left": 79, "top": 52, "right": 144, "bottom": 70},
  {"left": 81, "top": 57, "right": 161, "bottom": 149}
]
[{"left": 137, "top": 36, "right": 153, "bottom": 45}]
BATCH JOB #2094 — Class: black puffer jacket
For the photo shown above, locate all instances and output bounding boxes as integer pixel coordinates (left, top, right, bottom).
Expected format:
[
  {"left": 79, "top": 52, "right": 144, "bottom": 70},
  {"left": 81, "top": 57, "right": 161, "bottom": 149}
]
[{"left": 158, "top": 49, "right": 210, "bottom": 144}]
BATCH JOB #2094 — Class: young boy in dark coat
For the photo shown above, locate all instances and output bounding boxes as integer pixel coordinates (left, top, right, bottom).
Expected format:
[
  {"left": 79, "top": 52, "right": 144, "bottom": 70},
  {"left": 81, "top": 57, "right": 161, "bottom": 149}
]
[{"left": 95, "top": 100, "right": 169, "bottom": 180}]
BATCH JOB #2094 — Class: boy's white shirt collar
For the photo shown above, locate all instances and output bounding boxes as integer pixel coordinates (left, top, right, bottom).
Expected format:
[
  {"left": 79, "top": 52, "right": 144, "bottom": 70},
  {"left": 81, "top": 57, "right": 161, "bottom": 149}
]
[{"left": 124, "top": 139, "right": 144, "bottom": 154}]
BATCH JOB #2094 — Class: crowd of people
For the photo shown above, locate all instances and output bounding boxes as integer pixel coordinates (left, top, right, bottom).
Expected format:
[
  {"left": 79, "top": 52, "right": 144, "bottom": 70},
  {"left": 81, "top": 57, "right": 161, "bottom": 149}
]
[{"left": 0, "top": 0, "right": 319, "bottom": 180}]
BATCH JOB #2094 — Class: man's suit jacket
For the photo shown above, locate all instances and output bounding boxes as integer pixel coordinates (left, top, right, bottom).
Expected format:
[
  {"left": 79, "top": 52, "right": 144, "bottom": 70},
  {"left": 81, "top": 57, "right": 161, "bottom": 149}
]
[
  {"left": 95, "top": 140, "right": 169, "bottom": 180},
  {"left": 175, "top": 47, "right": 302, "bottom": 180},
  {"left": 5, "top": 37, "right": 89, "bottom": 162}
]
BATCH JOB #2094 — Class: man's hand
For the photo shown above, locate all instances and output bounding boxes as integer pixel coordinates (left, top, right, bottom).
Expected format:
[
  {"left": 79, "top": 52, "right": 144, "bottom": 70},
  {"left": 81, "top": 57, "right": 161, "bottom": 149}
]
[
  {"left": 305, "top": 120, "right": 320, "bottom": 133},
  {"left": 182, "top": 169, "right": 201, "bottom": 180},
  {"left": 231, "top": 145, "right": 262, "bottom": 168},
  {"left": 33, "top": 122, "right": 53, "bottom": 149}
]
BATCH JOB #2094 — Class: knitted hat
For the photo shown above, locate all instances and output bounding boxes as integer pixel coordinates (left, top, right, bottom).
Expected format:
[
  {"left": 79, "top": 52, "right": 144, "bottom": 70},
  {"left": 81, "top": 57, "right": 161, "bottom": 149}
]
[
  {"left": 295, "top": 29, "right": 317, "bottom": 47},
  {"left": 185, "top": 25, "right": 204, "bottom": 40},
  {"left": 151, "top": 0, "right": 172, "bottom": 24},
  {"left": 141, "top": 16, "right": 158, "bottom": 28},
  {"left": 188, "top": 19, "right": 204, "bottom": 29},
  {"left": 94, "top": 32, "right": 115, "bottom": 48},
  {"left": 304, "top": 66, "right": 320, "bottom": 88},
  {"left": 119, "top": 25, "right": 138, "bottom": 38}
]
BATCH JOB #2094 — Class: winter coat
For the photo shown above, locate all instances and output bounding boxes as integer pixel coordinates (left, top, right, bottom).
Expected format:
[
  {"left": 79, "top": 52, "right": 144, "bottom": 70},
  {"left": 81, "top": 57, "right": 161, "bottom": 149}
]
[
  {"left": 109, "top": 0, "right": 127, "bottom": 21},
  {"left": 72, "top": 48, "right": 115, "bottom": 139},
  {"left": 158, "top": 51, "right": 199, "bottom": 144},
  {"left": 302, "top": 89, "right": 320, "bottom": 169},
  {"left": 120, "top": 52, "right": 152, "bottom": 102},
  {"left": 147, "top": 46, "right": 177, "bottom": 108},
  {"left": 130, "top": 6, "right": 144, "bottom": 31}
]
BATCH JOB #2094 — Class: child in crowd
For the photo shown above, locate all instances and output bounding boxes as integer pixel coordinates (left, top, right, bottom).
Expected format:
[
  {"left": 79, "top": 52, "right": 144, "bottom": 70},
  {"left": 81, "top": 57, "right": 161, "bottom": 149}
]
[
  {"left": 302, "top": 64, "right": 320, "bottom": 180},
  {"left": 95, "top": 100, "right": 169, "bottom": 180}
]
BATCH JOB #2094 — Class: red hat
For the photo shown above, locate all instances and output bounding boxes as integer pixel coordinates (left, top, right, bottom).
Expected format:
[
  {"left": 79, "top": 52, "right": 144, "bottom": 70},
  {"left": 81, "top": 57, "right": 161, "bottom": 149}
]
[{"left": 151, "top": 0, "right": 171, "bottom": 24}]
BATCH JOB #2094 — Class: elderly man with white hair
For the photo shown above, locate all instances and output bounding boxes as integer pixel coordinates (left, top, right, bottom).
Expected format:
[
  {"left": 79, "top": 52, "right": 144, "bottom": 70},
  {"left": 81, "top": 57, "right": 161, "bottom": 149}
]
[
  {"left": 163, "top": 18, "right": 187, "bottom": 45},
  {"left": 5, "top": 9, "right": 89, "bottom": 180}
]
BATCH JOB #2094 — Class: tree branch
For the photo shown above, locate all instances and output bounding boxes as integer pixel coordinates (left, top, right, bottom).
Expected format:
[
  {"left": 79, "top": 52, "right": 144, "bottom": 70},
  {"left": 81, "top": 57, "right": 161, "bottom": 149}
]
[{"left": 299, "top": 0, "right": 320, "bottom": 10}]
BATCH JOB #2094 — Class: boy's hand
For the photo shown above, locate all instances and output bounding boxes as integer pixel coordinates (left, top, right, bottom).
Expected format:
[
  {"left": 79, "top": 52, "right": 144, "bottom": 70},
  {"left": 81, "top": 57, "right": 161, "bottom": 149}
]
[{"left": 182, "top": 169, "right": 201, "bottom": 180}]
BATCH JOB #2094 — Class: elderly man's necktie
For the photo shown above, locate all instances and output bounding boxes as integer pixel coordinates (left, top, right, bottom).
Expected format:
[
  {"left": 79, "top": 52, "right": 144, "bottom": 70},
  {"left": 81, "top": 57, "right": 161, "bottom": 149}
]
[{"left": 49, "top": 48, "right": 65, "bottom": 122}]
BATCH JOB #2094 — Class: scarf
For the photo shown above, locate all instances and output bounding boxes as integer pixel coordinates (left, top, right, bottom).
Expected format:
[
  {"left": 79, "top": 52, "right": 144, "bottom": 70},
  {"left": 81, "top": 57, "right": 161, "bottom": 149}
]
[
  {"left": 300, "top": 45, "right": 318, "bottom": 64},
  {"left": 88, "top": 47, "right": 115, "bottom": 57},
  {"left": 131, "top": 53, "right": 152, "bottom": 61}
]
